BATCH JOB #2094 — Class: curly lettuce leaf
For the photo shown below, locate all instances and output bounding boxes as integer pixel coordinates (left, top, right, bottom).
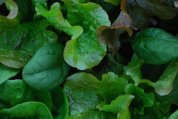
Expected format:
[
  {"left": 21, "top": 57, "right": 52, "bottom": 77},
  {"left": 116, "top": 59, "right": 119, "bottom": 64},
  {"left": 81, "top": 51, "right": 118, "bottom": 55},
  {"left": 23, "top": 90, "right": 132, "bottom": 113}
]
[
  {"left": 63, "top": 1, "right": 110, "bottom": 70},
  {"left": 0, "top": 20, "right": 57, "bottom": 68},
  {"left": 34, "top": 0, "right": 110, "bottom": 70},
  {"left": 97, "top": 94, "right": 134, "bottom": 119},
  {"left": 124, "top": 55, "right": 144, "bottom": 85},
  {"left": 64, "top": 72, "right": 128, "bottom": 118},
  {"left": 125, "top": 84, "right": 154, "bottom": 115},
  {"left": 35, "top": 2, "right": 83, "bottom": 40}
]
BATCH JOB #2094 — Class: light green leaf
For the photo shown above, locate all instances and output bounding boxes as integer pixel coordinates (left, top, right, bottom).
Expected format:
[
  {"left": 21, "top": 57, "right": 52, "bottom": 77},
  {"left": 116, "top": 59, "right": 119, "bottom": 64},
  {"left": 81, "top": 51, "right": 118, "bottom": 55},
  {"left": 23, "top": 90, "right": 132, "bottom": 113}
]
[
  {"left": 5, "top": 0, "right": 18, "bottom": 19},
  {"left": 154, "top": 61, "right": 178, "bottom": 96},
  {"left": 0, "top": 101, "right": 53, "bottom": 119},
  {"left": 23, "top": 42, "right": 69, "bottom": 90},
  {"left": 34, "top": 0, "right": 110, "bottom": 70},
  {"left": 63, "top": 1, "right": 110, "bottom": 70},
  {"left": 35, "top": 2, "right": 83, "bottom": 40},
  {"left": 133, "top": 28, "right": 178, "bottom": 65},
  {"left": 124, "top": 54, "right": 143, "bottom": 85},
  {"left": 98, "top": 94, "right": 134, "bottom": 119},
  {"left": 169, "top": 109, "right": 178, "bottom": 119},
  {"left": 0, "top": 64, "right": 19, "bottom": 85}
]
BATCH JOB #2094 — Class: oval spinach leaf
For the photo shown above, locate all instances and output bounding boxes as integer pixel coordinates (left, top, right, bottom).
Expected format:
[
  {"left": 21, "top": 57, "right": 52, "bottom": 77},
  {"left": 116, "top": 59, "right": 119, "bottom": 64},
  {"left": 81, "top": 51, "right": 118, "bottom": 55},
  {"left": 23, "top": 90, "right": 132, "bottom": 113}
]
[
  {"left": 133, "top": 28, "right": 178, "bottom": 64},
  {"left": 22, "top": 42, "right": 69, "bottom": 90}
]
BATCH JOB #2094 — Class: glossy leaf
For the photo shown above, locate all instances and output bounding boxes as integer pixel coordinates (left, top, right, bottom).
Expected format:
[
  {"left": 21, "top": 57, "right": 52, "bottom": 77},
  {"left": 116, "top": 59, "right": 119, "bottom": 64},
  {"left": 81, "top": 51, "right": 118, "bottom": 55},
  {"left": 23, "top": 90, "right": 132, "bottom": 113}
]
[
  {"left": 63, "top": 1, "right": 111, "bottom": 70},
  {"left": 23, "top": 42, "right": 69, "bottom": 90},
  {"left": 133, "top": 28, "right": 178, "bottom": 64}
]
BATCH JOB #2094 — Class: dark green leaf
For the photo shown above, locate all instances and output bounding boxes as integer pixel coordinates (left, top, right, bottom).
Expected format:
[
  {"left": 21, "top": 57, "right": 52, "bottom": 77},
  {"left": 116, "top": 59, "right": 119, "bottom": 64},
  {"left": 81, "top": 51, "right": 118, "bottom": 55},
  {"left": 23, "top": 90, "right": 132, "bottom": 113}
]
[
  {"left": 125, "top": 84, "right": 154, "bottom": 114},
  {"left": 0, "top": 101, "right": 53, "bottom": 119},
  {"left": 51, "top": 87, "right": 68, "bottom": 119},
  {"left": 23, "top": 42, "right": 69, "bottom": 90},
  {"left": 0, "top": 80, "right": 33, "bottom": 106},
  {"left": 133, "top": 28, "right": 178, "bottom": 64}
]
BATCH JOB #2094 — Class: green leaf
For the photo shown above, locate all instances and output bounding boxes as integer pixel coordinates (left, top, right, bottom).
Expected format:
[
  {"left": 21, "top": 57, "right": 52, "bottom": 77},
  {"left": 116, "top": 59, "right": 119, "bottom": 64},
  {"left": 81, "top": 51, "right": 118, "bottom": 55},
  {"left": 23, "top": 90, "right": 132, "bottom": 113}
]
[
  {"left": 34, "top": 0, "right": 110, "bottom": 70},
  {"left": 133, "top": 28, "right": 178, "bottom": 65},
  {"left": 100, "top": 72, "right": 128, "bottom": 101},
  {"left": 125, "top": 84, "right": 154, "bottom": 114},
  {"left": 98, "top": 94, "right": 134, "bottom": 119},
  {"left": 34, "top": 91, "right": 53, "bottom": 111},
  {"left": 156, "top": 75, "right": 178, "bottom": 114},
  {"left": 124, "top": 55, "right": 143, "bottom": 85},
  {"left": 169, "top": 109, "right": 178, "bottom": 119},
  {"left": 154, "top": 61, "right": 178, "bottom": 96},
  {"left": 0, "top": 80, "right": 33, "bottom": 106},
  {"left": 64, "top": 72, "right": 127, "bottom": 118},
  {"left": 68, "top": 111, "right": 115, "bottom": 119},
  {"left": 0, "top": 64, "right": 19, "bottom": 85},
  {"left": 63, "top": 1, "right": 110, "bottom": 70},
  {"left": 0, "top": 16, "right": 18, "bottom": 33},
  {"left": 5, "top": 0, "right": 18, "bottom": 19},
  {"left": 35, "top": 2, "right": 83, "bottom": 40},
  {"left": 51, "top": 87, "right": 69, "bottom": 119},
  {"left": 23, "top": 42, "right": 69, "bottom": 90},
  {"left": 0, "top": 101, "right": 53, "bottom": 119},
  {"left": 0, "top": 20, "right": 57, "bottom": 68},
  {"left": 104, "top": 0, "right": 120, "bottom": 5}
]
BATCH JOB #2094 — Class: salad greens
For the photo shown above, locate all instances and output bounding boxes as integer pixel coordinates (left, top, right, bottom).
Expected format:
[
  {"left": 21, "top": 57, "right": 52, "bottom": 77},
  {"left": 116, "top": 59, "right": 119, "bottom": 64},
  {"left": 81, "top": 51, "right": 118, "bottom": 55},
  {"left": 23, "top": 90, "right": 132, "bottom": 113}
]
[{"left": 0, "top": 0, "right": 178, "bottom": 118}]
